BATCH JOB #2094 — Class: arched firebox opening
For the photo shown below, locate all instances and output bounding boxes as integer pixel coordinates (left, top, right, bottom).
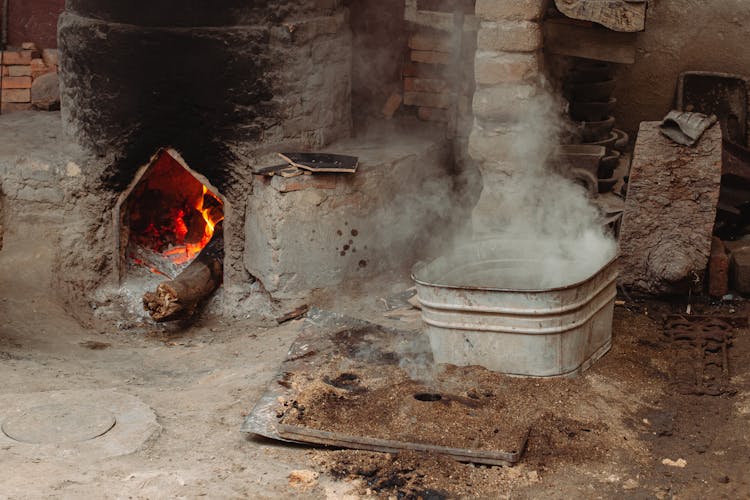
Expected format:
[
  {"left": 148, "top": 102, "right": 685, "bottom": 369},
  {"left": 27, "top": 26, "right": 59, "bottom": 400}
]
[{"left": 115, "top": 148, "right": 225, "bottom": 285}]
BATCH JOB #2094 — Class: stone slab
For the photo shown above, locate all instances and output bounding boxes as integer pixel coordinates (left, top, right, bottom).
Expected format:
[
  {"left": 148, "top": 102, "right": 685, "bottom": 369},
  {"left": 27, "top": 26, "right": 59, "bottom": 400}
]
[
  {"left": 619, "top": 121, "right": 722, "bottom": 294},
  {"left": 0, "top": 389, "right": 159, "bottom": 460}
]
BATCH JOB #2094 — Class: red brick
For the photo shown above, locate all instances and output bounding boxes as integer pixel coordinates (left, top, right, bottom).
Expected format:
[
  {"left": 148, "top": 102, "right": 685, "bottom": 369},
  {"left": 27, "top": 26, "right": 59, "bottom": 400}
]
[
  {"left": 1, "top": 76, "right": 32, "bottom": 89},
  {"left": 708, "top": 237, "right": 729, "bottom": 297},
  {"left": 1, "top": 101, "right": 32, "bottom": 113},
  {"left": 1, "top": 66, "right": 7, "bottom": 77},
  {"left": 1, "top": 88, "right": 31, "bottom": 103},
  {"left": 31, "top": 58, "right": 54, "bottom": 79},
  {"left": 381, "top": 92, "right": 402, "bottom": 119},
  {"left": 1, "top": 50, "right": 32, "bottom": 65},
  {"left": 7, "top": 65, "right": 32, "bottom": 77},
  {"left": 401, "top": 62, "right": 442, "bottom": 79},
  {"left": 404, "top": 77, "right": 449, "bottom": 93},
  {"left": 410, "top": 50, "right": 452, "bottom": 65}
]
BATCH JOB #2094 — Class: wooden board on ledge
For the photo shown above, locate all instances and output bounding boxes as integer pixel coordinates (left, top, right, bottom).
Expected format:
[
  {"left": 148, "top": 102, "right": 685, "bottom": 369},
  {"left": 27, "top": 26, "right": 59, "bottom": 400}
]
[{"left": 278, "top": 152, "right": 359, "bottom": 173}]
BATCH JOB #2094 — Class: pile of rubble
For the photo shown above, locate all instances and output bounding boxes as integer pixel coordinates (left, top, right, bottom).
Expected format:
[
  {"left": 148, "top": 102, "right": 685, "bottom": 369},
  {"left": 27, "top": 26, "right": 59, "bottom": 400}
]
[{"left": 0, "top": 43, "right": 59, "bottom": 114}]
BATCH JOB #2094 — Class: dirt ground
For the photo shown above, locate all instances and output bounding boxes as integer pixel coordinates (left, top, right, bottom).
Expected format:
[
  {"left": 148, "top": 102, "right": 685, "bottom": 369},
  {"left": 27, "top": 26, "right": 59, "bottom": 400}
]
[{"left": 1, "top": 218, "right": 750, "bottom": 499}]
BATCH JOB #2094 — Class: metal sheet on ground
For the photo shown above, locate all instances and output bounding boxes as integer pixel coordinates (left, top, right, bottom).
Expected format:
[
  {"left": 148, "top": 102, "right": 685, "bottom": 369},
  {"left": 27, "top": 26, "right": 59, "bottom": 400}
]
[{"left": 241, "top": 308, "right": 529, "bottom": 465}]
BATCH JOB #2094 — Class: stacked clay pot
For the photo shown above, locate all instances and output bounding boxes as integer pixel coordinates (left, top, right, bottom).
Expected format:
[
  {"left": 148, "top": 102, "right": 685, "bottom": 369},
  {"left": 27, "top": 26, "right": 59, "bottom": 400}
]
[{"left": 564, "top": 60, "right": 628, "bottom": 193}]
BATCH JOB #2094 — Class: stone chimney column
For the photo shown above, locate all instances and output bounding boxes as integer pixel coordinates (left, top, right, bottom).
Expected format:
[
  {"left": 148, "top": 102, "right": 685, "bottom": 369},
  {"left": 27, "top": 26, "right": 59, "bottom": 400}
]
[{"left": 468, "top": 0, "right": 546, "bottom": 234}]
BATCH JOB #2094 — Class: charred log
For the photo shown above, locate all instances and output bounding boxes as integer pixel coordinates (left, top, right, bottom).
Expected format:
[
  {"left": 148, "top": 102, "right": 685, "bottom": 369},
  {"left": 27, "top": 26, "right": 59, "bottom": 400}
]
[{"left": 143, "top": 222, "right": 223, "bottom": 322}]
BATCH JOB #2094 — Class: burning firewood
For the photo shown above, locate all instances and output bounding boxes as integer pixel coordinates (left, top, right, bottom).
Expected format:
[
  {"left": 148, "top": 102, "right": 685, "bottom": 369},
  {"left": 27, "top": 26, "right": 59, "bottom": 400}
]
[{"left": 142, "top": 222, "right": 223, "bottom": 322}]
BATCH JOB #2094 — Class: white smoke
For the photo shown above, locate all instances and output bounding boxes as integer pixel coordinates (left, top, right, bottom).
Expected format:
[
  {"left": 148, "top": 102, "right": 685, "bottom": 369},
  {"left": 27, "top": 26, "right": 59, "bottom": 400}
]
[{"left": 467, "top": 81, "right": 618, "bottom": 289}]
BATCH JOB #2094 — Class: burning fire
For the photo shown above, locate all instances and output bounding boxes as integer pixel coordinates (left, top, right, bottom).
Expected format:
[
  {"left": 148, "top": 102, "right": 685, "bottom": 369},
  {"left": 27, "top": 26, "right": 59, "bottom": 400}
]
[
  {"left": 126, "top": 150, "right": 224, "bottom": 273},
  {"left": 162, "top": 186, "right": 223, "bottom": 264}
]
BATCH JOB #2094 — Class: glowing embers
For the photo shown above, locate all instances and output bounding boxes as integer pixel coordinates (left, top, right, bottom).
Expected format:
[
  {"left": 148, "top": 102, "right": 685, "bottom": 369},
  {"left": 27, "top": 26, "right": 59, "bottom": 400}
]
[{"left": 123, "top": 149, "right": 223, "bottom": 277}]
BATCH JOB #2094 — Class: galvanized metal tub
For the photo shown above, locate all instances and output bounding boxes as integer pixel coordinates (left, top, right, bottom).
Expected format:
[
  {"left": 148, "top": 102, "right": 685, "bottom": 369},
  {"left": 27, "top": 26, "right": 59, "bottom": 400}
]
[{"left": 412, "top": 239, "right": 618, "bottom": 377}]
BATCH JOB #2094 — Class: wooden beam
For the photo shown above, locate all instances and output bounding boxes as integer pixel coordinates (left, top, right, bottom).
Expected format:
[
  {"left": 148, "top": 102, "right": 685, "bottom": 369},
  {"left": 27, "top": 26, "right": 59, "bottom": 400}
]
[
  {"left": 554, "top": 0, "right": 647, "bottom": 32},
  {"left": 544, "top": 18, "right": 637, "bottom": 64}
]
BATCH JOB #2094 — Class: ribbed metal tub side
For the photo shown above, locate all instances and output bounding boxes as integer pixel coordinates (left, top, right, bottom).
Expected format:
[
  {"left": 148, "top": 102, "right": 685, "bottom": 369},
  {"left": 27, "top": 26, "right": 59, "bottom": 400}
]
[{"left": 412, "top": 244, "right": 619, "bottom": 377}]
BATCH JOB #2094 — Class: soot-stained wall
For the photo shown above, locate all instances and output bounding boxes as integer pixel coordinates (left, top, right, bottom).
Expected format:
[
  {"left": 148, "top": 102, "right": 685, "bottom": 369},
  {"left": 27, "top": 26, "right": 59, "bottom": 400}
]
[
  {"left": 59, "top": 0, "right": 352, "bottom": 196},
  {"left": 614, "top": 0, "right": 750, "bottom": 137}
]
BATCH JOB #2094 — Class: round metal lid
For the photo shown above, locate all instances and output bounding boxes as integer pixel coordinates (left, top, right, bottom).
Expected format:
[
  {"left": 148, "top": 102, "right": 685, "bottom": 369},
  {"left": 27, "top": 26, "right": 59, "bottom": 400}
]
[{"left": 2, "top": 404, "right": 116, "bottom": 444}]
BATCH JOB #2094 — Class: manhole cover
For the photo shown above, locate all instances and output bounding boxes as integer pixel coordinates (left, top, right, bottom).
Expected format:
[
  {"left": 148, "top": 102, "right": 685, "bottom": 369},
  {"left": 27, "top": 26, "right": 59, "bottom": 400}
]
[{"left": 1, "top": 404, "right": 116, "bottom": 444}]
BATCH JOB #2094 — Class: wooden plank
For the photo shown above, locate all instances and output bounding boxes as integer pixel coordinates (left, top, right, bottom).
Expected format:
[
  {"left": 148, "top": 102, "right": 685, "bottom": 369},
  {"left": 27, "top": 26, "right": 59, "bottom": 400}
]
[
  {"left": 554, "top": 0, "right": 647, "bottom": 32},
  {"left": 278, "top": 152, "right": 359, "bottom": 173},
  {"left": 277, "top": 423, "right": 528, "bottom": 467},
  {"left": 543, "top": 19, "right": 637, "bottom": 64}
]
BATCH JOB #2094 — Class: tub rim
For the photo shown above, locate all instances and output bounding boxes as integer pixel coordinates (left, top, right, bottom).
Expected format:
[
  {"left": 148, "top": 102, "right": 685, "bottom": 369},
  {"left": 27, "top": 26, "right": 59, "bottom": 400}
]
[{"left": 412, "top": 242, "right": 619, "bottom": 293}]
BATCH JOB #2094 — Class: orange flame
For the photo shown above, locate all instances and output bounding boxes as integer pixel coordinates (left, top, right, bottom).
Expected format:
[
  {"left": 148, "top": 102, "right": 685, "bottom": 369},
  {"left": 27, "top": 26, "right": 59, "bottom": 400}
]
[{"left": 163, "top": 186, "right": 224, "bottom": 265}]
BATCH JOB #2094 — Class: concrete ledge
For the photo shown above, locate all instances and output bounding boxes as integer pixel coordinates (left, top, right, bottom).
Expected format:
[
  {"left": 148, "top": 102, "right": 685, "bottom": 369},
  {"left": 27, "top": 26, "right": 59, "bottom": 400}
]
[{"left": 245, "top": 122, "right": 457, "bottom": 302}]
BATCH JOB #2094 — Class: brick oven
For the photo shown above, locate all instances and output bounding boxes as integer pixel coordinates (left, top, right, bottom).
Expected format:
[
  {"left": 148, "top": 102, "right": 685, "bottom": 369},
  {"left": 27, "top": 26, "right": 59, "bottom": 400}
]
[
  {"left": 54, "top": 0, "right": 481, "bottom": 322},
  {"left": 10, "top": 0, "right": 633, "bottom": 323}
]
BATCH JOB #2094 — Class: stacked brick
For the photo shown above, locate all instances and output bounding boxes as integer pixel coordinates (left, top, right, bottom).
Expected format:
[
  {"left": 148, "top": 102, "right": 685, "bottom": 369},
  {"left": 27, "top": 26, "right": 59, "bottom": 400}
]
[
  {"left": 396, "top": 0, "right": 477, "bottom": 131},
  {"left": 467, "top": 0, "right": 546, "bottom": 233},
  {"left": 0, "top": 44, "right": 58, "bottom": 114}
]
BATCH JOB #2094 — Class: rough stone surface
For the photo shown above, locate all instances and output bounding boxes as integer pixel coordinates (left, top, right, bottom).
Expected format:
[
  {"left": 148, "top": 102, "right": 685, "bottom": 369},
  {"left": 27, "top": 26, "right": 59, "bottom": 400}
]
[
  {"left": 245, "top": 123, "right": 458, "bottom": 304},
  {"left": 476, "top": 21, "right": 542, "bottom": 53},
  {"left": 475, "top": 0, "right": 545, "bottom": 21},
  {"left": 31, "top": 72, "right": 60, "bottom": 111},
  {"left": 475, "top": 51, "right": 539, "bottom": 85},
  {"left": 619, "top": 121, "right": 722, "bottom": 294},
  {"left": 472, "top": 84, "right": 536, "bottom": 122}
]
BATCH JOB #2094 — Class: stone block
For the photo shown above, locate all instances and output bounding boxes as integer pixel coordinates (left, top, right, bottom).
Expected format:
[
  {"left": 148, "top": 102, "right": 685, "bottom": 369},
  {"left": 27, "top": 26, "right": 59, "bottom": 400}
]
[
  {"left": 1, "top": 89, "right": 31, "bottom": 103},
  {"left": 31, "top": 72, "right": 60, "bottom": 111},
  {"left": 708, "top": 237, "right": 729, "bottom": 297},
  {"left": 1, "top": 76, "right": 32, "bottom": 89},
  {"left": 475, "top": 51, "right": 540, "bottom": 85},
  {"left": 477, "top": 21, "right": 542, "bottom": 52},
  {"left": 731, "top": 247, "right": 750, "bottom": 294},
  {"left": 1, "top": 50, "right": 32, "bottom": 65},
  {"left": 41, "top": 49, "right": 59, "bottom": 67},
  {"left": 619, "top": 121, "right": 722, "bottom": 294},
  {"left": 472, "top": 84, "right": 536, "bottom": 122},
  {"left": 381, "top": 92, "right": 402, "bottom": 119},
  {"left": 244, "top": 128, "right": 454, "bottom": 303},
  {"left": 7, "top": 65, "right": 31, "bottom": 77},
  {"left": 468, "top": 125, "right": 530, "bottom": 165},
  {"left": 403, "top": 91, "right": 453, "bottom": 109},
  {"left": 411, "top": 50, "right": 452, "bottom": 65},
  {"left": 475, "top": 0, "right": 545, "bottom": 21}
]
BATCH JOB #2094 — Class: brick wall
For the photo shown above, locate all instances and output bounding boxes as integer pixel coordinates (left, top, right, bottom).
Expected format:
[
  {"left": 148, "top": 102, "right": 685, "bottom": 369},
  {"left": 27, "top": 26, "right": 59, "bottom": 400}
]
[
  {"left": 0, "top": 44, "right": 58, "bottom": 114},
  {"left": 397, "top": 0, "right": 477, "bottom": 135}
]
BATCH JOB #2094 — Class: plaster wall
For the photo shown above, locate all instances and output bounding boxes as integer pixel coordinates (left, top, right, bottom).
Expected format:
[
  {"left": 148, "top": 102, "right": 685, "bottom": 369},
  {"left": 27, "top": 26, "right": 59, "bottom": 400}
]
[{"left": 614, "top": 0, "right": 750, "bottom": 137}]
